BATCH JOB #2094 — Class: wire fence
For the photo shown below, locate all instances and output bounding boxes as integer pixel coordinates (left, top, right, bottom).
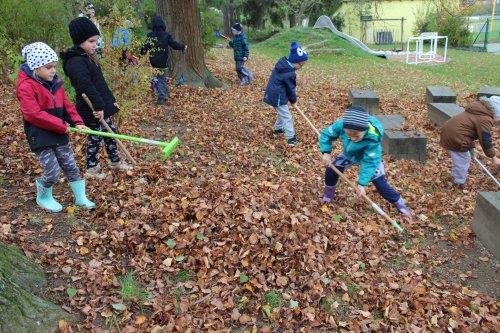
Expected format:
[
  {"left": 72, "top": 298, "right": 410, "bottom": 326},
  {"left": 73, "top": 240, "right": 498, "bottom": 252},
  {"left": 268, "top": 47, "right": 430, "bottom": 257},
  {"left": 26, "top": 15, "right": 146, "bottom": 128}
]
[{"left": 468, "top": 16, "right": 500, "bottom": 51}]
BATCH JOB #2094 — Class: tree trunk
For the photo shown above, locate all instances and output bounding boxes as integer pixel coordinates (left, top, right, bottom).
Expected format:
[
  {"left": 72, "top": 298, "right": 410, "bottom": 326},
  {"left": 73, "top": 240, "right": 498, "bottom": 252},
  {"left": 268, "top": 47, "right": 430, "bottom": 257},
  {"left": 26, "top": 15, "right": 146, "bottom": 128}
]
[
  {"left": 223, "top": 4, "right": 239, "bottom": 36},
  {"left": 0, "top": 243, "right": 74, "bottom": 332},
  {"left": 222, "top": 5, "right": 233, "bottom": 36},
  {"left": 155, "top": 0, "right": 222, "bottom": 88}
]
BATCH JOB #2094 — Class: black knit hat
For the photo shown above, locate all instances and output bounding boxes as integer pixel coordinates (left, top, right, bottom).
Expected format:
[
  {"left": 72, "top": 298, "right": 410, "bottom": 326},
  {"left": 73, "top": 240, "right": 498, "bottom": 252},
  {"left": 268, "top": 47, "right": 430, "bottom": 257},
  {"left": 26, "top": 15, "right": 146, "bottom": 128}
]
[{"left": 69, "top": 17, "right": 100, "bottom": 46}]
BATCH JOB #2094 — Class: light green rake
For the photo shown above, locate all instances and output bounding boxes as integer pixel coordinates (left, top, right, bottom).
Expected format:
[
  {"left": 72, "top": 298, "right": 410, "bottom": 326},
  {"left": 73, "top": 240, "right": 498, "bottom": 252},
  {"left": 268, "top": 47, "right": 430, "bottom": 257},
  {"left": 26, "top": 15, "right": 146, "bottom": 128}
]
[{"left": 70, "top": 127, "right": 180, "bottom": 160}]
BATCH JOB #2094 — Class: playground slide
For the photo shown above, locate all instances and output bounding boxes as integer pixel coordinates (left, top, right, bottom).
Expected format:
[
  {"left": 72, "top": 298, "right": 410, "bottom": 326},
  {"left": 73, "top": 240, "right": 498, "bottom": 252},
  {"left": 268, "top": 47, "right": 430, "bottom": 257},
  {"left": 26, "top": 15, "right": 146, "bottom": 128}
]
[{"left": 313, "top": 15, "right": 389, "bottom": 58}]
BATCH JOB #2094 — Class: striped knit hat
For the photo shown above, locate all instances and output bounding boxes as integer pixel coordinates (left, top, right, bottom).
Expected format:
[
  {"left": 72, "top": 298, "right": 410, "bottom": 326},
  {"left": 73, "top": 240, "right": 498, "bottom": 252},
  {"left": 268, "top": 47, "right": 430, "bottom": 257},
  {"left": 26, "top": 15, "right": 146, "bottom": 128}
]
[{"left": 343, "top": 105, "right": 369, "bottom": 131}]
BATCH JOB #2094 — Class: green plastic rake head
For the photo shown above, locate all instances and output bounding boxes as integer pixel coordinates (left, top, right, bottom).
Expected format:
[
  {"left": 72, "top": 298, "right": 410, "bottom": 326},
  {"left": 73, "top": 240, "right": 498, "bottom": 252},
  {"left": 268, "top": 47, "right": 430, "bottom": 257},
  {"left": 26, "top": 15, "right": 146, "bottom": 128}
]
[{"left": 70, "top": 127, "right": 180, "bottom": 160}]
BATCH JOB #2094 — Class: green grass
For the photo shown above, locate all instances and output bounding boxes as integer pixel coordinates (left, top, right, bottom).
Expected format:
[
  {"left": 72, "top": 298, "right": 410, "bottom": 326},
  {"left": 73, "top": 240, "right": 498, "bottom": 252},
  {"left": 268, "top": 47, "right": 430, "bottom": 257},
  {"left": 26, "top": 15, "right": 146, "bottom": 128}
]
[
  {"left": 253, "top": 27, "right": 500, "bottom": 99},
  {"left": 119, "top": 273, "right": 152, "bottom": 303},
  {"left": 262, "top": 291, "right": 283, "bottom": 309},
  {"left": 253, "top": 27, "right": 372, "bottom": 59},
  {"left": 175, "top": 269, "right": 191, "bottom": 283}
]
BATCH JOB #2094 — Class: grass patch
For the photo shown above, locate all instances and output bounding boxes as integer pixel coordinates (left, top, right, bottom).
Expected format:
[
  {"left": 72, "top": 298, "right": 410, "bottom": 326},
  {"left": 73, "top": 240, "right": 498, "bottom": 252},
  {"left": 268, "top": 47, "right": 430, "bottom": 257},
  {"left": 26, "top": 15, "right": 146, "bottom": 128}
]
[
  {"left": 171, "top": 286, "right": 186, "bottom": 314},
  {"left": 256, "top": 146, "right": 299, "bottom": 174},
  {"left": 389, "top": 254, "right": 409, "bottom": 270},
  {"left": 119, "top": 273, "right": 152, "bottom": 304},
  {"left": 175, "top": 269, "right": 191, "bottom": 283},
  {"left": 320, "top": 295, "right": 337, "bottom": 313},
  {"left": 253, "top": 27, "right": 500, "bottom": 98},
  {"left": 262, "top": 291, "right": 283, "bottom": 309}
]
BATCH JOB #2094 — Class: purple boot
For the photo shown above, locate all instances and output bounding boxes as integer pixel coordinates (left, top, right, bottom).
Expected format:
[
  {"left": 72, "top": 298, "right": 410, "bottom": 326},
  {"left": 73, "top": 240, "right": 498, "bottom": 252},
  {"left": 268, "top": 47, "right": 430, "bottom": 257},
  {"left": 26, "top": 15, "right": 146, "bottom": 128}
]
[
  {"left": 394, "top": 198, "right": 413, "bottom": 218},
  {"left": 322, "top": 186, "right": 336, "bottom": 203}
]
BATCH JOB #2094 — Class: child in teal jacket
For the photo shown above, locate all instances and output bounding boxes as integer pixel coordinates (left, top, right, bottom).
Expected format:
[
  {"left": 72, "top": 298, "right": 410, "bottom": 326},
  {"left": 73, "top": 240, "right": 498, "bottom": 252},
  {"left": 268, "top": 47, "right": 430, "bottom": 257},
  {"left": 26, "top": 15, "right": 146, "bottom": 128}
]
[{"left": 319, "top": 106, "right": 412, "bottom": 217}]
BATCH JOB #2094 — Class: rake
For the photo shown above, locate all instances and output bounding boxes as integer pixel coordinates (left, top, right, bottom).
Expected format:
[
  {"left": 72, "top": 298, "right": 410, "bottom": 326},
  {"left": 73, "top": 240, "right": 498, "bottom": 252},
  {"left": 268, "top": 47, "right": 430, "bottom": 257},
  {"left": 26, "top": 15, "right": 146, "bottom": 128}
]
[
  {"left": 474, "top": 156, "right": 500, "bottom": 187},
  {"left": 70, "top": 127, "right": 180, "bottom": 160},
  {"left": 214, "top": 30, "right": 229, "bottom": 40}
]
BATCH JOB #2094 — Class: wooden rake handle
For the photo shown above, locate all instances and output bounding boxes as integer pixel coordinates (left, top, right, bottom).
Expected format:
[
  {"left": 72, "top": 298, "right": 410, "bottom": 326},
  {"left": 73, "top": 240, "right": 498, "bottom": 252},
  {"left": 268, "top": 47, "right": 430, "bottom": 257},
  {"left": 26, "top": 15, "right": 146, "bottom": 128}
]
[
  {"left": 81, "top": 94, "right": 137, "bottom": 165},
  {"left": 293, "top": 104, "right": 404, "bottom": 233}
]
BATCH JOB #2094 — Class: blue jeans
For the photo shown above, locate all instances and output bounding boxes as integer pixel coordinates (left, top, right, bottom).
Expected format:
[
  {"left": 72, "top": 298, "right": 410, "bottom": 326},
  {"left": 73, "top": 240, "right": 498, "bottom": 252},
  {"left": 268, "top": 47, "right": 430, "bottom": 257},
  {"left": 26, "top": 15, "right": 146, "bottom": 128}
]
[
  {"left": 235, "top": 61, "right": 252, "bottom": 85},
  {"left": 274, "top": 104, "right": 295, "bottom": 139},
  {"left": 155, "top": 68, "right": 169, "bottom": 100},
  {"left": 325, "top": 154, "right": 400, "bottom": 203}
]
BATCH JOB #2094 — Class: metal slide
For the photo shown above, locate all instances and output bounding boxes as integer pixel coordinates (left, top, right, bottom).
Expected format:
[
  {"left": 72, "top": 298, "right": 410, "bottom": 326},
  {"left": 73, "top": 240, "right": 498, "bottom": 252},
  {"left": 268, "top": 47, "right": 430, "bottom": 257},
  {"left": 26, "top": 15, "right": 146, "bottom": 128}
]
[{"left": 313, "top": 15, "right": 389, "bottom": 58}]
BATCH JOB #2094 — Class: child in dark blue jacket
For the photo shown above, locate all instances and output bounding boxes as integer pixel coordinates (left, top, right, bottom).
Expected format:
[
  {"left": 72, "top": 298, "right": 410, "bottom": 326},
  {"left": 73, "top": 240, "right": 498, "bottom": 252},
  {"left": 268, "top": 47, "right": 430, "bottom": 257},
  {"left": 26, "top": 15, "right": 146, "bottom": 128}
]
[
  {"left": 263, "top": 42, "right": 308, "bottom": 146},
  {"left": 226, "top": 23, "right": 253, "bottom": 85}
]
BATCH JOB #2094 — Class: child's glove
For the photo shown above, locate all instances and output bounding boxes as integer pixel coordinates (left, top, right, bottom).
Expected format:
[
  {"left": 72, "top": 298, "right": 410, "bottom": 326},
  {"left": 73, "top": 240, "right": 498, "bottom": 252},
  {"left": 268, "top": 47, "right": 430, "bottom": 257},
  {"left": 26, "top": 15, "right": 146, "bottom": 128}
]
[{"left": 322, "top": 153, "right": 332, "bottom": 167}]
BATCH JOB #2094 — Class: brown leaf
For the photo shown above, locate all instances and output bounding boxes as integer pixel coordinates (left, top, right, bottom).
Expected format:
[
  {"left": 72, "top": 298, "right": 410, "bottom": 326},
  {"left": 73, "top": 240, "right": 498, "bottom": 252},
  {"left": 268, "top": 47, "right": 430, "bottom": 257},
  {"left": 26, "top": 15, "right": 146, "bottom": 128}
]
[
  {"left": 249, "top": 233, "right": 258, "bottom": 245},
  {"left": 276, "top": 276, "right": 288, "bottom": 287},
  {"left": 238, "top": 314, "right": 251, "bottom": 325}
]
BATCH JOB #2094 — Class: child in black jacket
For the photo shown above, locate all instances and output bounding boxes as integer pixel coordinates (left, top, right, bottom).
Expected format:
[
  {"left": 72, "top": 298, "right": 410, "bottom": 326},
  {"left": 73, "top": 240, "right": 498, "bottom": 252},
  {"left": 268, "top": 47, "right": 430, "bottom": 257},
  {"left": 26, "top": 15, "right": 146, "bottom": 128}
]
[
  {"left": 140, "top": 16, "right": 187, "bottom": 105},
  {"left": 61, "top": 17, "right": 131, "bottom": 179}
]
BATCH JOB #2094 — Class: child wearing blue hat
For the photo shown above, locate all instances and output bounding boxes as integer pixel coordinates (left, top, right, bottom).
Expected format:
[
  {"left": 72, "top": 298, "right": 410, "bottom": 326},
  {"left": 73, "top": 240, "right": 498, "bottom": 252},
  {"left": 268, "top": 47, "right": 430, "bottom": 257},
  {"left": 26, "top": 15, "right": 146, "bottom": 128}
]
[
  {"left": 263, "top": 41, "right": 308, "bottom": 146},
  {"left": 319, "top": 105, "right": 413, "bottom": 217},
  {"left": 225, "top": 23, "right": 253, "bottom": 85}
]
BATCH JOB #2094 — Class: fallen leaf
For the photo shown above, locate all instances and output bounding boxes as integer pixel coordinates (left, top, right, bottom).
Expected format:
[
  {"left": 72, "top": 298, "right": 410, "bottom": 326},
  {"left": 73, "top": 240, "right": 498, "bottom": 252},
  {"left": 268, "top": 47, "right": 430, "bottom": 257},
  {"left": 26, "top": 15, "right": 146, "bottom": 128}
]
[
  {"left": 79, "top": 247, "right": 89, "bottom": 255},
  {"left": 238, "top": 314, "right": 251, "bottom": 324}
]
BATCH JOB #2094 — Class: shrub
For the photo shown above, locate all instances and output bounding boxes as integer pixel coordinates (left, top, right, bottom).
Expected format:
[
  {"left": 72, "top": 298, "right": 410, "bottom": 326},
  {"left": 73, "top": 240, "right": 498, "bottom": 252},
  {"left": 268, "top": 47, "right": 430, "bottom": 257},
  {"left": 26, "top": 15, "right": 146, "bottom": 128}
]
[
  {"left": 331, "top": 13, "right": 345, "bottom": 32},
  {"left": 0, "top": 0, "right": 75, "bottom": 81},
  {"left": 200, "top": 7, "right": 223, "bottom": 53},
  {"left": 413, "top": 1, "right": 472, "bottom": 47},
  {"left": 247, "top": 27, "right": 281, "bottom": 42}
]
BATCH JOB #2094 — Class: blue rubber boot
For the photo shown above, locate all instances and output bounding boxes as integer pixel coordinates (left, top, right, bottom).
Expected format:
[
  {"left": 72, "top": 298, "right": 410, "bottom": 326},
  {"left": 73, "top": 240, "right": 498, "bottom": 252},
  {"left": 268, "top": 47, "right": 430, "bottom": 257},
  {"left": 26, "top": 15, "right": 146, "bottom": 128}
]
[
  {"left": 69, "top": 180, "right": 95, "bottom": 209},
  {"left": 35, "top": 179, "right": 63, "bottom": 212}
]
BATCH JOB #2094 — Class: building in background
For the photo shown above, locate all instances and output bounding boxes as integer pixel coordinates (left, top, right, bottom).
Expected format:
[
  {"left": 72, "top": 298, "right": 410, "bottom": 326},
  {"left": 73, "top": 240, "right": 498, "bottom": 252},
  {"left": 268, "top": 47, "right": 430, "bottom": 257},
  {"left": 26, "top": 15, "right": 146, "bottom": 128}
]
[{"left": 336, "top": 0, "right": 459, "bottom": 45}]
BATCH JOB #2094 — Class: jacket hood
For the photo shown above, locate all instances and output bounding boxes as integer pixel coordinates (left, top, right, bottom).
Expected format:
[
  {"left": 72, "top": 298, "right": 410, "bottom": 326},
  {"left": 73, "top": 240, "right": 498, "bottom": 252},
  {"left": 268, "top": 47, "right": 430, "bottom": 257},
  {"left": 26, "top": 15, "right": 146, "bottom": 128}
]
[
  {"left": 466, "top": 100, "right": 494, "bottom": 118},
  {"left": 152, "top": 16, "right": 166, "bottom": 32},
  {"left": 365, "top": 116, "right": 384, "bottom": 142},
  {"left": 19, "top": 63, "right": 35, "bottom": 81},
  {"left": 274, "top": 57, "right": 295, "bottom": 74},
  {"left": 59, "top": 46, "right": 86, "bottom": 63}
]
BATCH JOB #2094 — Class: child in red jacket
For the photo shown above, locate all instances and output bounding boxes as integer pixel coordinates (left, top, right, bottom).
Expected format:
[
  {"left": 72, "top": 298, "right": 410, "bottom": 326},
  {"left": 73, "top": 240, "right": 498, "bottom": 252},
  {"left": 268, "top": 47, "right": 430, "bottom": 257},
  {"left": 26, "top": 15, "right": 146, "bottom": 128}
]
[{"left": 16, "top": 42, "right": 94, "bottom": 212}]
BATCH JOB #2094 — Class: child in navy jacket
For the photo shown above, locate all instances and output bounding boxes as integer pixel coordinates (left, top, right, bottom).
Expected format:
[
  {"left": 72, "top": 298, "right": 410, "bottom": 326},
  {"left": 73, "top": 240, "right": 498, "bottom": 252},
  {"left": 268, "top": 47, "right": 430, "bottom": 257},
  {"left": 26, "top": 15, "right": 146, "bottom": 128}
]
[{"left": 263, "top": 42, "right": 308, "bottom": 146}]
